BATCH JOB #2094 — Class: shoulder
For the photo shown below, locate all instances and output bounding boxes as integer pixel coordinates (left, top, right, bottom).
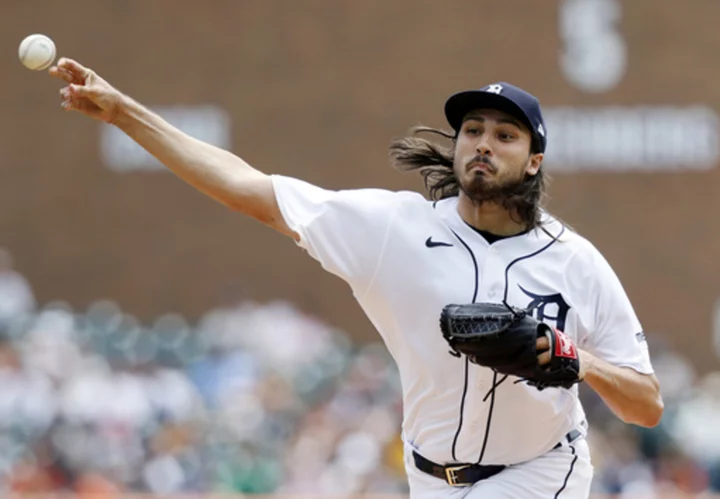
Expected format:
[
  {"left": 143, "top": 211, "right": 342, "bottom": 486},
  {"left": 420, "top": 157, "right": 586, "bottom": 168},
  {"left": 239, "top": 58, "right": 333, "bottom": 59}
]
[
  {"left": 537, "top": 213, "right": 598, "bottom": 255},
  {"left": 425, "top": 195, "right": 460, "bottom": 218},
  {"left": 272, "top": 174, "right": 428, "bottom": 208},
  {"left": 540, "top": 214, "right": 619, "bottom": 285}
]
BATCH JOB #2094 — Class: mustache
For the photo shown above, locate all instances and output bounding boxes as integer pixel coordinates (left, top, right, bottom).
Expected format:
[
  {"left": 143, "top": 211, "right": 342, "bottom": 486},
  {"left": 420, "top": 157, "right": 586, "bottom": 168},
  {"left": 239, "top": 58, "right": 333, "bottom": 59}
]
[{"left": 465, "top": 155, "right": 497, "bottom": 173}]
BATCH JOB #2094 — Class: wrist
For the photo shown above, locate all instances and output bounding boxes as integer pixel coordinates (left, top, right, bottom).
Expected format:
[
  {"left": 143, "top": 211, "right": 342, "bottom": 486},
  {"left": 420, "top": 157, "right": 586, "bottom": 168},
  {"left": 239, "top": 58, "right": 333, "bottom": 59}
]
[
  {"left": 109, "top": 94, "right": 135, "bottom": 128},
  {"left": 578, "top": 349, "right": 594, "bottom": 381}
]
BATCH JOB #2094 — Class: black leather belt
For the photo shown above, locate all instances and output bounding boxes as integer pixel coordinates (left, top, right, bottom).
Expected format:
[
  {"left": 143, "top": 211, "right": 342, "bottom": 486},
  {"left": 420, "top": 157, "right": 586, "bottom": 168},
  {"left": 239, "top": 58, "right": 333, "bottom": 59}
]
[
  {"left": 413, "top": 452, "right": 505, "bottom": 486},
  {"left": 412, "top": 428, "right": 583, "bottom": 487}
]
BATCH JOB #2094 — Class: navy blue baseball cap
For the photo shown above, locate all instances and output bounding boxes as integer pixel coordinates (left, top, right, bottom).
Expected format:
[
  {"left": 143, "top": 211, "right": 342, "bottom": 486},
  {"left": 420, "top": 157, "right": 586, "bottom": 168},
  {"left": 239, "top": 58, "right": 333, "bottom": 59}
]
[{"left": 444, "top": 82, "right": 547, "bottom": 153}]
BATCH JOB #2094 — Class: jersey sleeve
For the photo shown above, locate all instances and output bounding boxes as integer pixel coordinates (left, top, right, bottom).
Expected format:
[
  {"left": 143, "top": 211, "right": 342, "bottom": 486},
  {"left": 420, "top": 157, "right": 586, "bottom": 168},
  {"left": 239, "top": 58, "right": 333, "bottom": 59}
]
[
  {"left": 271, "top": 174, "right": 400, "bottom": 292},
  {"left": 568, "top": 242, "right": 654, "bottom": 375}
]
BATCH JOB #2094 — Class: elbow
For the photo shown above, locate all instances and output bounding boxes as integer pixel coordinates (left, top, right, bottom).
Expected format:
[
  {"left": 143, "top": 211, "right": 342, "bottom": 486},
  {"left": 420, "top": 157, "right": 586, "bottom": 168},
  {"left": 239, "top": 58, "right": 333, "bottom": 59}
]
[
  {"left": 630, "top": 401, "right": 664, "bottom": 428},
  {"left": 625, "top": 389, "right": 665, "bottom": 428}
]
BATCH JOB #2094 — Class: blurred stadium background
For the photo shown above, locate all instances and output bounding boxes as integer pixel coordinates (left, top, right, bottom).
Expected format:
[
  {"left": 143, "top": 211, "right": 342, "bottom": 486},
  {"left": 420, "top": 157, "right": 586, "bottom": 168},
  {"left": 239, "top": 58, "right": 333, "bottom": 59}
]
[{"left": 1, "top": 1, "right": 720, "bottom": 497}]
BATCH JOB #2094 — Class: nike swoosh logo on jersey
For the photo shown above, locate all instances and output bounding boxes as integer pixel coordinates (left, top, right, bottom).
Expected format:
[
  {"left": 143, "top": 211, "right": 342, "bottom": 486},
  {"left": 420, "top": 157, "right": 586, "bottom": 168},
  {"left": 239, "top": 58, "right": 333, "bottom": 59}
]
[{"left": 425, "top": 237, "right": 453, "bottom": 248}]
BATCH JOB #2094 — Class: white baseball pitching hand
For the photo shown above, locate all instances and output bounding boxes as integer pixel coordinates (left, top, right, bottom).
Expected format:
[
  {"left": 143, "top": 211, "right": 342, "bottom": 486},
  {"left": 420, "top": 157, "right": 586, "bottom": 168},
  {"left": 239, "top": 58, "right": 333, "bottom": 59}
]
[{"left": 49, "top": 58, "right": 123, "bottom": 123}]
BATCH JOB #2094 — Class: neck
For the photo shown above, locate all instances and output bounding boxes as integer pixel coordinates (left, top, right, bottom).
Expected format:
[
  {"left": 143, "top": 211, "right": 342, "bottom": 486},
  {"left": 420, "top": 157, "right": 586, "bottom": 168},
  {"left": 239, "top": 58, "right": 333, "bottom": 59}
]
[{"left": 457, "top": 192, "right": 528, "bottom": 236}]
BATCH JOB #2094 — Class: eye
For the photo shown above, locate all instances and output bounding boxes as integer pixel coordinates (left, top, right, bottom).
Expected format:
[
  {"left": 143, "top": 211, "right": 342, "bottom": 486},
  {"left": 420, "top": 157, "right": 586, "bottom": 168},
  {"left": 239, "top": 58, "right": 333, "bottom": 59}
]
[
  {"left": 498, "top": 132, "right": 516, "bottom": 141},
  {"left": 464, "top": 125, "right": 481, "bottom": 136}
]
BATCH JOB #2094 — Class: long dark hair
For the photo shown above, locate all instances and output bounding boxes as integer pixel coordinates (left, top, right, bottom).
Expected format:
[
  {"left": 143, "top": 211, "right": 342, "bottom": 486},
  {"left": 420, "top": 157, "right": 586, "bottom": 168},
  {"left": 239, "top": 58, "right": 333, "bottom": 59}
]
[{"left": 389, "top": 126, "right": 549, "bottom": 230}]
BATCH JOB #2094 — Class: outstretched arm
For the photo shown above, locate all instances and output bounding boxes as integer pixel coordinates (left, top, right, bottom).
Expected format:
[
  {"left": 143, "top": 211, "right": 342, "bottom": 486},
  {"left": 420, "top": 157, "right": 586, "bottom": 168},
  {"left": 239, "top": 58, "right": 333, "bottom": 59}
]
[{"left": 50, "top": 58, "right": 297, "bottom": 240}]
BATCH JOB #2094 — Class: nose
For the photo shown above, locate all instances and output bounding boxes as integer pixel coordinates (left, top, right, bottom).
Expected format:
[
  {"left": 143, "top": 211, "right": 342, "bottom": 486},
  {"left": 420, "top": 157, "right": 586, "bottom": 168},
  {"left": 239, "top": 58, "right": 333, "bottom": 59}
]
[{"left": 475, "top": 136, "right": 492, "bottom": 156}]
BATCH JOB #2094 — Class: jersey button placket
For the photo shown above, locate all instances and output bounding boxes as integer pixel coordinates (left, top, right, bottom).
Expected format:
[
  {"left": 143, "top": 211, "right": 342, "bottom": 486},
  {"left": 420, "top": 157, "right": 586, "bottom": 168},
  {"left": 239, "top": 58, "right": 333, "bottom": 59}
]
[{"left": 479, "top": 248, "right": 504, "bottom": 302}]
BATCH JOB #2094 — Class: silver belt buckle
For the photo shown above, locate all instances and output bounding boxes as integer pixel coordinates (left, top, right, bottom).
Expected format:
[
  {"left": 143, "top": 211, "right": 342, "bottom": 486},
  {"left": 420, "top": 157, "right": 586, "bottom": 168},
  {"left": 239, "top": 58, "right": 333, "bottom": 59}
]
[{"left": 445, "top": 464, "right": 470, "bottom": 486}]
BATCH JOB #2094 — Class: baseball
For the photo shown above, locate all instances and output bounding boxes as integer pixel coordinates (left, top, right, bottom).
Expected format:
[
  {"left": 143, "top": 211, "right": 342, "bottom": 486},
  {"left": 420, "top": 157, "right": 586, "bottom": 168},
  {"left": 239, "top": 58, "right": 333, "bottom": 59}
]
[{"left": 18, "top": 34, "right": 56, "bottom": 71}]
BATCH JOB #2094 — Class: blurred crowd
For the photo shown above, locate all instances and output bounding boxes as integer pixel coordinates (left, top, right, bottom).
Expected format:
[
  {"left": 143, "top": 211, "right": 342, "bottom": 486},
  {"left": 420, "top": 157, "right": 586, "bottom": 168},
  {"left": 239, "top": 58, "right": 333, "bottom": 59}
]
[{"left": 0, "top": 247, "right": 718, "bottom": 497}]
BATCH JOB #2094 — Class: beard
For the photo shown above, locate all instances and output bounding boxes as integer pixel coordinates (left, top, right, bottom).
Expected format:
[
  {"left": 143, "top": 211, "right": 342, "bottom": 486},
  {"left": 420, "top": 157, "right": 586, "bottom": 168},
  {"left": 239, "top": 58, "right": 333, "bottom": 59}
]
[
  {"left": 457, "top": 156, "right": 530, "bottom": 208},
  {"left": 454, "top": 153, "right": 543, "bottom": 229},
  {"left": 459, "top": 171, "right": 529, "bottom": 206}
]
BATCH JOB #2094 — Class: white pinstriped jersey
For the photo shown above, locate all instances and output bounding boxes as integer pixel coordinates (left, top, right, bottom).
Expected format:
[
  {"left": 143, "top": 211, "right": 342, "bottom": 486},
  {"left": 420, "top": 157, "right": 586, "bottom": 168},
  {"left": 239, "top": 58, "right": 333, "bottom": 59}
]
[{"left": 271, "top": 175, "right": 653, "bottom": 466}]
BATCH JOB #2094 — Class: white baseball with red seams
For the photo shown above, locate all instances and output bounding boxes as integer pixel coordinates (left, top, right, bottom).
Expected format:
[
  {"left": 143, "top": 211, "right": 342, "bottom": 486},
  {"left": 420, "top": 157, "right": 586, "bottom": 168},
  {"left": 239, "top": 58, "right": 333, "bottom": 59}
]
[{"left": 18, "top": 34, "right": 57, "bottom": 71}]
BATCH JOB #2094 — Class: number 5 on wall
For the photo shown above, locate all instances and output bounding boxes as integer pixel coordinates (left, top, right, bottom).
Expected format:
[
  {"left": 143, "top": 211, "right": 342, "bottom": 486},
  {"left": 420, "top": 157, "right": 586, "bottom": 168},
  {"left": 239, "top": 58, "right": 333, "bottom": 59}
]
[{"left": 559, "top": 0, "right": 627, "bottom": 93}]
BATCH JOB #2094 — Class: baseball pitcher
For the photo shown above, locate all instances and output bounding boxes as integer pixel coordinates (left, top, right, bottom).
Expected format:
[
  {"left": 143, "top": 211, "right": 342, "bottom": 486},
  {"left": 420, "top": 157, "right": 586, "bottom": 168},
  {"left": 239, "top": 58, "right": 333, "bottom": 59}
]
[{"left": 50, "top": 58, "right": 663, "bottom": 498}]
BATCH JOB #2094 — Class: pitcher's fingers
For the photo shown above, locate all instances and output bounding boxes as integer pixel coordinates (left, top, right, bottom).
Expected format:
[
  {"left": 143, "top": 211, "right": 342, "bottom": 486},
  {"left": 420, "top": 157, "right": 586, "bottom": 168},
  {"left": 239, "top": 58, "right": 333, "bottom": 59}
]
[
  {"left": 60, "top": 96, "right": 76, "bottom": 111},
  {"left": 49, "top": 66, "right": 77, "bottom": 84},
  {"left": 57, "top": 58, "right": 91, "bottom": 81},
  {"left": 536, "top": 337, "right": 549, "bottom": 351},
  {"left": 537, "top": 351, "right": 551, "bottom": 366},
  {"left": 67, "top": 83, "right": 100, "bottom": 99}
]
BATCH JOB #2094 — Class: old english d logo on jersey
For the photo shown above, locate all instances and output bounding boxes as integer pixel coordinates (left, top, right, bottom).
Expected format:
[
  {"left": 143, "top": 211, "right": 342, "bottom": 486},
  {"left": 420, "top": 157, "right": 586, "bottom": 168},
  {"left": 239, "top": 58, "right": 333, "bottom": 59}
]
[{"left": 518, "top": 285, "right": 571, "bottom": 332}]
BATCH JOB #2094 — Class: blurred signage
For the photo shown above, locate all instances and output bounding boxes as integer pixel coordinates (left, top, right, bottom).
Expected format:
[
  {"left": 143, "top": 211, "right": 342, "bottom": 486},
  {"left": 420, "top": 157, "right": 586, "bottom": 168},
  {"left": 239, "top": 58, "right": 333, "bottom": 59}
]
[
  {"left": 559, "top": 0, "right": 627, "bottom": 93},
  {"left": 544, "top": 106, "right": 720, "bottom": 172},
  {"left": 552, "top": 0, "right": 720, "bottom": 172}
]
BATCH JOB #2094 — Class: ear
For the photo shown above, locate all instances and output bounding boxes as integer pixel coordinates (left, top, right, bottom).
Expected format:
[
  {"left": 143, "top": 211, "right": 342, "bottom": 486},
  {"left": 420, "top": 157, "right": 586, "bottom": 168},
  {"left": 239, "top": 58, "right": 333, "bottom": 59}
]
[{"left": 525, "top": 153, "right": 543, "bottom": 176}]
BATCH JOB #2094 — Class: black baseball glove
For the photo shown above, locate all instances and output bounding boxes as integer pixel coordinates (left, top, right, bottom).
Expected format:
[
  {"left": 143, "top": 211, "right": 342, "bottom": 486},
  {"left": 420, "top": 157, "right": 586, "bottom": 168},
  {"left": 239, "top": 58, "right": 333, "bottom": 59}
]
[{"left": 439, "top": 302, "right": 582, "bottom": 390}]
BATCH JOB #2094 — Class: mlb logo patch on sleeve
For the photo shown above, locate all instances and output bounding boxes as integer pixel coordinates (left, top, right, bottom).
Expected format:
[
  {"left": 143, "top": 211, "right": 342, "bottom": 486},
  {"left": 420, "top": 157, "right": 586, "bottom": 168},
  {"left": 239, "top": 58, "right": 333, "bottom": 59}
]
[{"left": 635, "top": 331, "right": 647, "bottom": 343}]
